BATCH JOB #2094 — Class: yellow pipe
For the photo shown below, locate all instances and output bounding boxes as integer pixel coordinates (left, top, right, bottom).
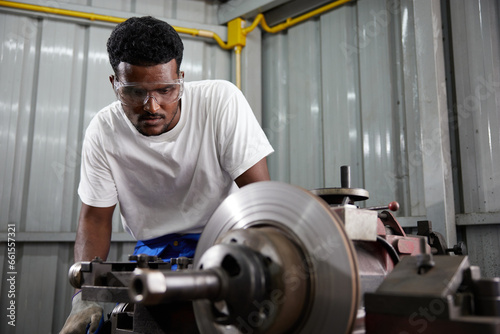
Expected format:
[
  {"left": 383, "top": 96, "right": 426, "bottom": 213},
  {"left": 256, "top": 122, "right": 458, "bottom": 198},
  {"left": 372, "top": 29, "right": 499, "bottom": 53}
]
[
  {"left": 234, "top": 45, "right": 242, "bottom": 90},
  {"left": 0, "top": 0, "right": 125, "bottom": 23},
  {"left": 211, "top": 33, "right": 235, "bottom": 50},
  {"left": 0, "top": 0, "right": 232, "bottom": 49},
  {"left": 235, "top": 0, "right": 353, "bottom": 89},
  {"left": 243, "top": 0, "right": 353, "bottom": 35}
]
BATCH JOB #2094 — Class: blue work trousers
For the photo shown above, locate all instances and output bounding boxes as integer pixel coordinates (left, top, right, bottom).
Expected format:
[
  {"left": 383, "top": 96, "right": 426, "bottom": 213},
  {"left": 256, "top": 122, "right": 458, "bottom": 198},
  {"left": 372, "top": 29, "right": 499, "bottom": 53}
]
[{"left": 133, "top": 233, "right": 201, "bottom": 260}]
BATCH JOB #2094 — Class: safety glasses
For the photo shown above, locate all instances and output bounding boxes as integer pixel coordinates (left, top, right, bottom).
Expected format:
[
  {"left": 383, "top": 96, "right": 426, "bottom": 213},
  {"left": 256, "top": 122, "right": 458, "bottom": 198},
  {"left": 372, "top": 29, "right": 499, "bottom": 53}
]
[{"left": 114, "top": 75, "right": 184, "bottom": 107}]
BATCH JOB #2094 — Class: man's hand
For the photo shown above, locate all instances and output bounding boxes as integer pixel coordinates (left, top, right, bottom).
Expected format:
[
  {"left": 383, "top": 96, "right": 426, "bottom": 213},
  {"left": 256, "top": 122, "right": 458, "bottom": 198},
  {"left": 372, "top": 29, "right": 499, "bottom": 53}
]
[{"left": 60, "top": 292, "right": 103, "bottom": 334}]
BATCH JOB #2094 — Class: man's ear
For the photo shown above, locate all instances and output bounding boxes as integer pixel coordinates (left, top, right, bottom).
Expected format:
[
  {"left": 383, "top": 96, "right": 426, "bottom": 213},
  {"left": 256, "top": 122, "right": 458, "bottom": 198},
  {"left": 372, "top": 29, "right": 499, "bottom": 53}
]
[{"left": 109, "top": 75, "right": 115, "bottom": 88}]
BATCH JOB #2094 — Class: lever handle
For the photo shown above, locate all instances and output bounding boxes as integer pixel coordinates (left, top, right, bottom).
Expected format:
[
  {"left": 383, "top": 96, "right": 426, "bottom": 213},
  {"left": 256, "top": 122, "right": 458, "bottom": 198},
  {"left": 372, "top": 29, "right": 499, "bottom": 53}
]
[{"left": 366, "top": 201, "right": 399, "bottom": 212}]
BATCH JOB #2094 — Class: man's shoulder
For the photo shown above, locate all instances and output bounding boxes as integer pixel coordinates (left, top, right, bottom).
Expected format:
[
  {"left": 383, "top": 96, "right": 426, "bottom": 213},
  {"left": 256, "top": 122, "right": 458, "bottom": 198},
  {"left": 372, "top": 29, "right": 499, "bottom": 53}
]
[
  {"left": 185, "top": 79, "right": 239, "bottom": 95},
  {"left": 85, "top": 101, "right": 122, "bottom": 136}
]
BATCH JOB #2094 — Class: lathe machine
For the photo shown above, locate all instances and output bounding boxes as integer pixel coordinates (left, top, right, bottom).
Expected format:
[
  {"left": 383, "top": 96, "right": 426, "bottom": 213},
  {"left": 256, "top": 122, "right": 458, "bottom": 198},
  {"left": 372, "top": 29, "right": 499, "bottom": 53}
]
[{"left": 68, "top": 166, "right": 500, "bottom": 333}]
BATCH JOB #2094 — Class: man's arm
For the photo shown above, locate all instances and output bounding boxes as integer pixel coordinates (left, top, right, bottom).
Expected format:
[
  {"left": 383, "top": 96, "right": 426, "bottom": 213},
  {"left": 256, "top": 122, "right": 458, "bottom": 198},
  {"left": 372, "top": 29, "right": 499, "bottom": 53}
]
[
  {"left": 235, "top": 157, "right": 270, "bottom": 188},
  {"left": 74, "top": 203, "right": 116, "bottom": 263},
  {"left": 61, "top": 203, "right": 115, "bottom": 334}
]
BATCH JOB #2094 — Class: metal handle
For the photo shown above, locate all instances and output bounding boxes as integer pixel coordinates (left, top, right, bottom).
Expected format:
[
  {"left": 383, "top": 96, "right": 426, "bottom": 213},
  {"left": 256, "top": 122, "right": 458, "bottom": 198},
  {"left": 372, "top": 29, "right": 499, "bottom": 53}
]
[{"left": 129, "top": 268, "right": 223, "bottom": 304}]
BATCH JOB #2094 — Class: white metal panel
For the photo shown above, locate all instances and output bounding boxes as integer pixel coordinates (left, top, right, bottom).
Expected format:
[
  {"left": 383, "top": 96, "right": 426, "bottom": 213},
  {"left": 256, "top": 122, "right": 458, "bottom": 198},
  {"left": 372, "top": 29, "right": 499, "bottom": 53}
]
[
  {"left": 177, "top": 0, "right": 215, "bottom": 24},
  {"left": 25, "top": 20, "right": 87, "bottom": 232},
  {"left": 133, "top": 0, "right": 175, "bottom": 18},
  {"left": 218, "top": 0, "right": 292, "bottom": 24},
  {"left": 134, "top": 0, "right": 221, "bottom": 25},
  {"left": 182, "top": 38, "right": 231, "bottom": 81},
  {"left": 0, "top": 15, "right": 40, "bottom": 334},
  {"left": 90, "top": 0, "right": 133, "bottom": 12},
  {"left": 62, "top": 0, "right": 89, "bottom": 5},
  {"left": 356, "top": 0, "right": 399, "bottom": 208},
  {"left": 0, "top": 14, "right": 38, "bottom": 226},
  {"left": 241, "top": 22, "right": 263, "bottom": 123},
  {"left": 15, "top": 243, "right": 60, "bottom": 333},
  {"left": 84, "top": 25, "right": 116, "bottom": 129},
  {"left": 262, "top": 32, "right": 291, "bottom": 183},
  {"left": 83, "top": 24, "right": 123, "bottom": 233},
  {"left": 412, "top": 0, "right": 456, "bottom": 244},
  {"left": 447, "top": 0, "right": 500, "bottom": 278},
  {"left": 466, "top": 225, "right": 500, "bottom": 278},
  {"left": 450, "top": 0, "right": 500, "bottom": 214},
  {"left": 398, "top": 0, "right": 426, "bottom": 217},
  {"left": 320, "top": 4, "right": 363, "bottom": 190},
  {"left": 287, "top": 20, "right": 325, "bottom": 190}
]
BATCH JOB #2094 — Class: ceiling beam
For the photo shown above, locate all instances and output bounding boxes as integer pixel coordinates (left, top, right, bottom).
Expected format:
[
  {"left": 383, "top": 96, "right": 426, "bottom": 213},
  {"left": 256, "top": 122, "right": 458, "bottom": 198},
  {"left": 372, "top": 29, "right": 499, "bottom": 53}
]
[{"left": 217, "top": 0, "right": 292, "bottom": 24}]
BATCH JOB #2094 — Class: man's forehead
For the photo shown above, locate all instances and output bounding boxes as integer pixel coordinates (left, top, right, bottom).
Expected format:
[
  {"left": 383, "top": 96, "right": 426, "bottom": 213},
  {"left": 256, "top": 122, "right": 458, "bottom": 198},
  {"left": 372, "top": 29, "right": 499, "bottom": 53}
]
[{"left": 116, "top": 61, "right": 178, "bottom": 82}]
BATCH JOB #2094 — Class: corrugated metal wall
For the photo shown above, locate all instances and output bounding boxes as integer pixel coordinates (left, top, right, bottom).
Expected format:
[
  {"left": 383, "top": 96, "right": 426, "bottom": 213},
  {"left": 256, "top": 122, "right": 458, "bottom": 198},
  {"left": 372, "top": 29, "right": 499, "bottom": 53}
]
[
  {"left": 263, "top": 0, "right": 454, "bottom": 234},
  {"left": 0, "top": 0, "right": 499, "bottom": 332},
  {"left": 263, "top": 0, "right": 423, "bottom": 208},
  {"left": 0, "top": 1, "right": 233, "bottom": 333},
  {"left": 261, "top": 0, "right": 499, "bottom": 277},
  {"left": 447, "top": 0, "right": 500, "bottom": 280}
]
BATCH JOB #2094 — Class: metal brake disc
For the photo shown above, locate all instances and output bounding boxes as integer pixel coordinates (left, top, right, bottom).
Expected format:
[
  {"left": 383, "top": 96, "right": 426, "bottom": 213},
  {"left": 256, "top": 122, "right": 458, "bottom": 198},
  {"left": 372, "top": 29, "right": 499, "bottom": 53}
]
[{"left": 193, "top": 181, "right": 360, "bottom": 334}]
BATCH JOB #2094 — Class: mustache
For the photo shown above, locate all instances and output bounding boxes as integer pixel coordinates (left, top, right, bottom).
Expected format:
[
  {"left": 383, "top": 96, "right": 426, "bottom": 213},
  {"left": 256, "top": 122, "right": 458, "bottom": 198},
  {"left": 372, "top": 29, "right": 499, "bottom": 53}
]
[{"left": 139, "top": 113, "right": 165, "bottom": 121}]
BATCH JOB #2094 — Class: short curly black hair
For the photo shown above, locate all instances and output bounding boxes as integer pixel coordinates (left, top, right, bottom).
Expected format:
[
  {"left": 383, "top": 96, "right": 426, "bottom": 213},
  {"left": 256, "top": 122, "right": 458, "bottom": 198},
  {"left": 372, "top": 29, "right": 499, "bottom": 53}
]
[{"left": 107, "top": 16, "right": 184, "bottom": 75}]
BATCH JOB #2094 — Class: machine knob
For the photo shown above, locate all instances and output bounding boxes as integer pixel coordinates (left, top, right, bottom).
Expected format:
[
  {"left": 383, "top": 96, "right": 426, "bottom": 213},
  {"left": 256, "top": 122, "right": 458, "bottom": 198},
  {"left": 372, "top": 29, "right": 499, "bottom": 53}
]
[
  {"left": 366, "top": 201, "right": 400, "bottom": 212},
  {"left": 68, "top": 262, "right": 83, "bottom": 289},
  {"left": 446, "top": 241, "right": 468, "bottom": 255},
  {"left": 388, "top": 201, "right": 400, "bottom": 211}
]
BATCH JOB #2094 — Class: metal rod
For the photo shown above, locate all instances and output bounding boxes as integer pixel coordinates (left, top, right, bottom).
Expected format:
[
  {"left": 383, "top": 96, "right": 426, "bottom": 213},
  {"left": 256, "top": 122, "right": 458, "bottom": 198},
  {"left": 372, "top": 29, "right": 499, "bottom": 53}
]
[
  {"left": 341, "top": 165, "right": 350, "bottom": 188},
  {"left": 130, "top": 269, "right": 223, "bottom": 305}
]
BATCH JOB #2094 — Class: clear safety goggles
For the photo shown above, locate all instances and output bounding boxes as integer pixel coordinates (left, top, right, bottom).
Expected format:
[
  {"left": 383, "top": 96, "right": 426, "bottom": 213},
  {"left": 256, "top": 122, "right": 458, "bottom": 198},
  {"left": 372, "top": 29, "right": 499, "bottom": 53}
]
[{"left": 114, "top": 76, "right": 184, "bottom": 107}]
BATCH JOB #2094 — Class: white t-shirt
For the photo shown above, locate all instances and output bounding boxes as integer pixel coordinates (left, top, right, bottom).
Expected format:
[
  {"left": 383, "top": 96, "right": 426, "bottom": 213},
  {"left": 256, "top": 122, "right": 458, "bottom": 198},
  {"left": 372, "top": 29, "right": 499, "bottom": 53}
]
[{"left": 78, "top": 80, "right": 274, "bottom": 240}]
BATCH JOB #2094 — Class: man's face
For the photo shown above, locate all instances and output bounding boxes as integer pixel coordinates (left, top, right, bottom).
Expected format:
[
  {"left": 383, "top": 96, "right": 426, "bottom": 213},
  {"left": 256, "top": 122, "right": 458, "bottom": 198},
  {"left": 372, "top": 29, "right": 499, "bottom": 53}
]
[{"left": 111, "top": 60, "right": 182, "bottom": 136}]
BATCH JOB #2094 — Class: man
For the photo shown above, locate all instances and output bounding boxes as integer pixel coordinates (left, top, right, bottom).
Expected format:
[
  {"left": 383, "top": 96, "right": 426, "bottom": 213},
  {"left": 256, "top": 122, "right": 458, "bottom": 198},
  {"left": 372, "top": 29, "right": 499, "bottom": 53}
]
[{"left": 60, "top": 16, "right": 273, "bottom": 334}]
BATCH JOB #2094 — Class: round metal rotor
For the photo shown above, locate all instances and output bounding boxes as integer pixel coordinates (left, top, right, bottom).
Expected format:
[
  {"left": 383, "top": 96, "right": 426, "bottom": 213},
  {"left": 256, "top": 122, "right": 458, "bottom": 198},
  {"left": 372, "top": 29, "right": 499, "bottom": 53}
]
[{"left": 194, "top": 181, "right": 360, "bottom": 334}]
